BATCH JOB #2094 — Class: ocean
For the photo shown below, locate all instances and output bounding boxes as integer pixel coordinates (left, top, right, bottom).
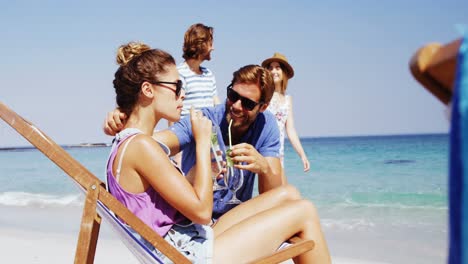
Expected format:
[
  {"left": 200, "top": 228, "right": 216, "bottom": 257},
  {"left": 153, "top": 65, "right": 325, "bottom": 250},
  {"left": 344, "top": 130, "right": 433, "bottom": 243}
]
[{"left": 0, "top": 133, "right": 448, "bottom": 263}]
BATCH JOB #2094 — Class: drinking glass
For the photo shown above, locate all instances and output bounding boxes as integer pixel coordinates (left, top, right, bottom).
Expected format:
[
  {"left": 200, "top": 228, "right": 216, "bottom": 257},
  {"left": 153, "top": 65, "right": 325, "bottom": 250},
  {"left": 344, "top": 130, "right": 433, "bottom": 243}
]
[
  {"left": 210, "top": 126, "right": 225, "bottom": 191},
  {"left": 224, "top": 149, "right": 244, "bottom": 204}
]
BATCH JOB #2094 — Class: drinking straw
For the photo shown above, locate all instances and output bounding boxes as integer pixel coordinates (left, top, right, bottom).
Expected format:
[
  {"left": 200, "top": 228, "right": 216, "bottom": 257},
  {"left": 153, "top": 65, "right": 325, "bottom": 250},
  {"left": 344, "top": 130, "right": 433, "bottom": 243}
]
[
  {"left": 228, "top": 119, "right": 233, "bottom": 148},
  {"left": 226, "top": 119, "right": 234, "bottom": 167}
]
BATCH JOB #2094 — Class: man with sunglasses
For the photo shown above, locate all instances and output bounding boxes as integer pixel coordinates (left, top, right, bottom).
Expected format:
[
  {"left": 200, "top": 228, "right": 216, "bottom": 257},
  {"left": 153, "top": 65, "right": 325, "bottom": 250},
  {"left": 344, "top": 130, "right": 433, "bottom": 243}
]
[
  {"left": 162, "top": 64, "right": 282, "bottom": 219},
  {"left": 104, "top": 64, "right": 282, "bottom": 219}
]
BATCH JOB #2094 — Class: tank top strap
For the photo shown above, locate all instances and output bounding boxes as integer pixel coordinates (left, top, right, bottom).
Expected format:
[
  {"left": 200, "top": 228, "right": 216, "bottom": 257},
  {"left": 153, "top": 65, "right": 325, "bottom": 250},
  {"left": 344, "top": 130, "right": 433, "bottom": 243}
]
[
  {"left": 115, "top": 134, "right": 139, "bottom": 183},
  {"left": 107, "top": 128, "right": 182, "bottom": 186},
  {"left": 106, "top": 128, "right": 143, "bottom": 191}
]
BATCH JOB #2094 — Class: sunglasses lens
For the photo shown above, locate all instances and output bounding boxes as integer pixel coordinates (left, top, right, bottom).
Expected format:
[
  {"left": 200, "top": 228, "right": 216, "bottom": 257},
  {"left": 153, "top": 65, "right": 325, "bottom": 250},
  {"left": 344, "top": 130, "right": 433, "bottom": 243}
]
[
  {"left": 176, "top": 80, "right": 182, "bottom": 97},
  {"left": 242, "top": 99, "right": 256, "bottom": 110},
  {"left": 227, "top": 87, "right": 258, "bottom": 110},
  {"left": 227, "top": 88, "right": 238, "bottom": 102}
]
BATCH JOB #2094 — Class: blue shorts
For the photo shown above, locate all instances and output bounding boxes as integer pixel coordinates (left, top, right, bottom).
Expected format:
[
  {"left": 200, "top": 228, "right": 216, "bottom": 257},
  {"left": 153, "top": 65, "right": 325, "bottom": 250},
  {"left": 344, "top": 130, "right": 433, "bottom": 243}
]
[{"left": 131, "top": 222, "right": 213, "bottom": 264}]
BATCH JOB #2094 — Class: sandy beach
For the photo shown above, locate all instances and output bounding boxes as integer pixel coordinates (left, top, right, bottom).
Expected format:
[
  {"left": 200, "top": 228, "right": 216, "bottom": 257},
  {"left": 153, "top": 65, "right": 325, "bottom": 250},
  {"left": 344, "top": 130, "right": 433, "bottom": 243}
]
[
  {"left": 0, "top": 205, "right": 135, "bottom": 263},
  {"left": 0, "top": 205, "right": 381, "bottom": 264},
  {"left": 0, "top": 227, "right": 139, "bottom": 264},
  {"left": 0, "top": 204, "right": 443, "bottom": 263},
  {"left": 0, "top": 228, "right": 389, "bottom": 264},
  {"left": 1, "top": 227, "right": 389, "bottom": 264},
  {"left": 1, "top": 229, "right": 393, "bottom": 264}
]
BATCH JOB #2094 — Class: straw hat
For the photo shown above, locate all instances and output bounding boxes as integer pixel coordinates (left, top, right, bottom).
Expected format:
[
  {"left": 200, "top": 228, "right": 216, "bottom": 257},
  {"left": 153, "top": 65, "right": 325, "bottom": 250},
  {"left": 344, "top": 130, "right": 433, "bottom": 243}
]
[{"left": 261, "top": 52, "right": 294, "bottom": 79}]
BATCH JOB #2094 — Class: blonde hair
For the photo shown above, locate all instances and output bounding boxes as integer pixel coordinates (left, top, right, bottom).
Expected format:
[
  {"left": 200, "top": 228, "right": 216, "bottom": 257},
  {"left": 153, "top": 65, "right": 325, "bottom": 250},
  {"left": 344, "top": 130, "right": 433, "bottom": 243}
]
[{"left": 116, "top": 42, "right": 151, "bottom": 66}]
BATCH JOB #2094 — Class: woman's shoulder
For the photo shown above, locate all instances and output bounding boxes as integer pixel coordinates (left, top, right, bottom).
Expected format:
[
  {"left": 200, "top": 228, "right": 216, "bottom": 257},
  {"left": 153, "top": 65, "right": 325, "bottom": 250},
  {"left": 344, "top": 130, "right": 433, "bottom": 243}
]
[{"left": 130, "top": 134, "right": 171, "bottom": 157}]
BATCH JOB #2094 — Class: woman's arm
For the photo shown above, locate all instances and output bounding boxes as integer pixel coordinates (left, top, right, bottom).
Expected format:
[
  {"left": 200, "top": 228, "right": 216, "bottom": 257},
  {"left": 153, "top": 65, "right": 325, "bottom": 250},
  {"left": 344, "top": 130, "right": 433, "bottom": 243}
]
[
  {"left": 133, "top": 109, "right": 213, "bottom": 224},
  {"left": 285, "top": 96, "right": 310, "bottom": 172},
  {"left": 133, "top": 135, "right": 213, "bottom": 224}
]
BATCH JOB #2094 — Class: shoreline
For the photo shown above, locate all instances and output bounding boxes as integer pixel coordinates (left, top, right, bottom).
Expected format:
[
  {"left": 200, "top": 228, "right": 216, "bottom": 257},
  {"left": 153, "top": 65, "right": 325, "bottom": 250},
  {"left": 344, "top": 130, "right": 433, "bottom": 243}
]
[
  {"left": 0, "top": 133, "right": 448, "bottom": 151},
  {"left": 0, "top": 143, "right": 110, "bottom": 151},
  {"left": 0, "top": 205, "right": 445, "bottom": 263}
]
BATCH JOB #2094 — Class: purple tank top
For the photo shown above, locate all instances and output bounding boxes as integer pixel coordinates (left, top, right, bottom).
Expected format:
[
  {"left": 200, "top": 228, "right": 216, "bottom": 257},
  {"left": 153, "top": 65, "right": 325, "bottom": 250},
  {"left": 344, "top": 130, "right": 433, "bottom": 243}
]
[{"left": 106, "top": 128, "right": 185, "bottom": 236}]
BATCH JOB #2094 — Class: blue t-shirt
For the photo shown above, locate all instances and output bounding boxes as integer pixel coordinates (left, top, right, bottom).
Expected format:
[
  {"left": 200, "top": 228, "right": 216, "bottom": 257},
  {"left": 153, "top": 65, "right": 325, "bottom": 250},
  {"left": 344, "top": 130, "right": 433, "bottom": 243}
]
[{"left": 170, "top": 103, "right": 280, "bottom": 218}]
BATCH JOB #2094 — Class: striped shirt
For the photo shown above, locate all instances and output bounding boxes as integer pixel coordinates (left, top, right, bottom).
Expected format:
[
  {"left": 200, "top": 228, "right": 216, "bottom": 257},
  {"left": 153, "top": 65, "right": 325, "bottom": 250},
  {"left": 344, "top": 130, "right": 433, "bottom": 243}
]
[{"left": 177, "top": 61, "right": 217, "bottom": 117}]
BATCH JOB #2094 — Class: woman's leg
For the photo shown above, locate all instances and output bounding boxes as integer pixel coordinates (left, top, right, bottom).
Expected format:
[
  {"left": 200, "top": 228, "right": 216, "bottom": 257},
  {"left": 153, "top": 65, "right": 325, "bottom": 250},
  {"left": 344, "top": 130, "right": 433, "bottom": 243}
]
[
  {"left": 213, "top": 199, "right": 331, "bottom": 264},
  {"left": 214, "top": 184, "right": 301, "bottom": 236}
]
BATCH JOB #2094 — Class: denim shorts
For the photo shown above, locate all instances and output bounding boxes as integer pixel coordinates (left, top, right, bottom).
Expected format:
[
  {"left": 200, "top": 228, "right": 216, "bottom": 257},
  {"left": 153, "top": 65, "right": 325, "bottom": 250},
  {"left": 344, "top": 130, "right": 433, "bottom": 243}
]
[{"left": 131, "top": 222, "right": 213, "bottom": 264}]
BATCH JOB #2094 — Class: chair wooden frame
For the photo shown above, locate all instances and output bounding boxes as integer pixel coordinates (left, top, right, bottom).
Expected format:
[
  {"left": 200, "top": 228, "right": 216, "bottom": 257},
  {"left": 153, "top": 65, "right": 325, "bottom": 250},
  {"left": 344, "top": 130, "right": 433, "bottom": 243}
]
[
  {"left": 409, "top": 38, "right": 461, "bottom": 104},
  {"left": 0, "top": 101, "right": 314, "bottom": 264}
]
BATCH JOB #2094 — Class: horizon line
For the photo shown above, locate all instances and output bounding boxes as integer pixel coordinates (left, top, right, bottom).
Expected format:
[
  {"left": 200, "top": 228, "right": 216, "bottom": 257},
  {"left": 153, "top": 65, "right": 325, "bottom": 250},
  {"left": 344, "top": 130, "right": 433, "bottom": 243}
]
[{"left": 0, "top": 132, "right": 449, "bottom": 150}]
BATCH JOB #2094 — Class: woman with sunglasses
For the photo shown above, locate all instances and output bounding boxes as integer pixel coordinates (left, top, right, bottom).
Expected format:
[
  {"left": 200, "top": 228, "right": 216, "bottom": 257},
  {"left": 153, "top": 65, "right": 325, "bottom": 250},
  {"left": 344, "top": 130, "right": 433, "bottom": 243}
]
[
  {"left": 108, "top": 42, "right": 330, "bottom": 263},
  {"left": 262, "top": 53, "right": 311, "bottom": 174}
]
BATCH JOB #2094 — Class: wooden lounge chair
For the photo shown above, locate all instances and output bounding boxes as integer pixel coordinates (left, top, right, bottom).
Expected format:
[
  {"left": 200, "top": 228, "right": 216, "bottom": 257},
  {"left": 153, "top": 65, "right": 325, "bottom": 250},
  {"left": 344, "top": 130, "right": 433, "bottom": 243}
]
[
  {"left": 409, "top": 38, "right": 462, "bottom": 104},
  {"left": 0, "top": 101, "right": 314, "bottom": 264}
]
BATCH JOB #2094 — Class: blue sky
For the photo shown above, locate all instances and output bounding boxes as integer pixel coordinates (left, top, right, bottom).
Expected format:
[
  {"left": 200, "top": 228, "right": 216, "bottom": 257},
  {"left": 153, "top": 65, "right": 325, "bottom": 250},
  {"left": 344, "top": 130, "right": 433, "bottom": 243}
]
[{"left": 0, "top": 0, "right": 466, "bottom": 147}]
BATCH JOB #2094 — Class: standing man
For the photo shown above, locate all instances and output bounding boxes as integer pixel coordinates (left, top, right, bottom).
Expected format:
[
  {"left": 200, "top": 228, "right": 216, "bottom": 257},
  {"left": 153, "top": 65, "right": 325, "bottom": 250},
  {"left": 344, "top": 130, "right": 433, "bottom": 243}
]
[
  {"left": 171, "top": 23, "right": 220, "bottom": 165},
  {"left": 177, "top": 23, "right": 220, "bottom": 119}
]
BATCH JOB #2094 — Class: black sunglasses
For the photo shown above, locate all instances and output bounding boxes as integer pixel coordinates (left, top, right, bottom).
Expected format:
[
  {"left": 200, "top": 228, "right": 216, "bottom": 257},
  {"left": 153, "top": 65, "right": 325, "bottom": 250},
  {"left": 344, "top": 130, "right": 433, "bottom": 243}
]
[
  {"left": 226, "top": 85, "right": 262, "bottom": 111},
  {"left": 152, "top": 80, "right": 183, "bottom": 97}
]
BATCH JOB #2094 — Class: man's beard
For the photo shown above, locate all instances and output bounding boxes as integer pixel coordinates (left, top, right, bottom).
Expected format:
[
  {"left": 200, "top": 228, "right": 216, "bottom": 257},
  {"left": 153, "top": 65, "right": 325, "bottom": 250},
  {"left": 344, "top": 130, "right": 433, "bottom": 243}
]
[{"left": 225, "top": 103, "right": 260, "bottom": 139}]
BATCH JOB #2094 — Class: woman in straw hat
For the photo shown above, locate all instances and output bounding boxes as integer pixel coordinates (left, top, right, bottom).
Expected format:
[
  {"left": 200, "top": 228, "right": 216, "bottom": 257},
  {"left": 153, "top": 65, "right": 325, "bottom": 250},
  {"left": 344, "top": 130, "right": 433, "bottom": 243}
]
[{"left": 262, "top": 53, "right": 310, "bottom": 174}]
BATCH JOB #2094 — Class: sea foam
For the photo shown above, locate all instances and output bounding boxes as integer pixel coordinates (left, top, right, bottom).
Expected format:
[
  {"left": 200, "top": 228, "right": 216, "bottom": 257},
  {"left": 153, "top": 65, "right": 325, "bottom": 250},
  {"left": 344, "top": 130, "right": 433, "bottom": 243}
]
[{"left": 0, "top": 192, "right": 83, "bottom": 207}]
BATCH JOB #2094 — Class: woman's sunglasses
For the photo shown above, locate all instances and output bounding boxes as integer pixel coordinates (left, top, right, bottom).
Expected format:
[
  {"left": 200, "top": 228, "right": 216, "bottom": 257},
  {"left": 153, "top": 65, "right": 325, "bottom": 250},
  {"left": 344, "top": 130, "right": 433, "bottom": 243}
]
[
  {"left": 226, "top": 85, "right": 262, "bottom": 111},
  {"left": 152, "top": 80, "right": 183, "bottom": 97}
]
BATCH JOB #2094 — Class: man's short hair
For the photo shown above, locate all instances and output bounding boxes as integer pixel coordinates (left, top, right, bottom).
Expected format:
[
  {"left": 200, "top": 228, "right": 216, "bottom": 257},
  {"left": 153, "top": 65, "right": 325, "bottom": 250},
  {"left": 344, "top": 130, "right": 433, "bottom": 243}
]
[{"left": 231, "top": 65, "right": 275, "bottom": 104}]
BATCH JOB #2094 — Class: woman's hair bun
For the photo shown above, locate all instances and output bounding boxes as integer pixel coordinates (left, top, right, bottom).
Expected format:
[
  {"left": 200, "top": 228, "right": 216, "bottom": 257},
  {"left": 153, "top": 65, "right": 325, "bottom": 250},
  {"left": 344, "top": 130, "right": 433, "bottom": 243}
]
[{"left": 116, "top": 42, "right": 151, "bottom": 66}]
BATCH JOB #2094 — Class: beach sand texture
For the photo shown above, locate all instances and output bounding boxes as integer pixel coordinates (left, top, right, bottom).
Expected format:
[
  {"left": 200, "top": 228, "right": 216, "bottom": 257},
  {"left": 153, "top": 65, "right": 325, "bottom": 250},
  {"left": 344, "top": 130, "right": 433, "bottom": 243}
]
[{"left": 0, "top": 204, "right": 442, "bottom": 263}]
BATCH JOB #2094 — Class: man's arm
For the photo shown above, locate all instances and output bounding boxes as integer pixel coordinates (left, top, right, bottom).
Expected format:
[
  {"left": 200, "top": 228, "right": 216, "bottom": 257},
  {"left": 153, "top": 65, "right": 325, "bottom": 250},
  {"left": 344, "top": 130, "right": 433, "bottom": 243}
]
[
  {"left": 257, "top": 156, "right": 283, "bottom": 194},
  {"left": 255, "top": 110, "right": 284, "bottom": 193},
  {"left": 156, "top": 112, "right": 196, "bottom": 158},
  {"left": 230, "top": 144, "right": 283, "bottom": 193},
  {"left": 153, "top": 129, "right": 181, "bottom": 156}
]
